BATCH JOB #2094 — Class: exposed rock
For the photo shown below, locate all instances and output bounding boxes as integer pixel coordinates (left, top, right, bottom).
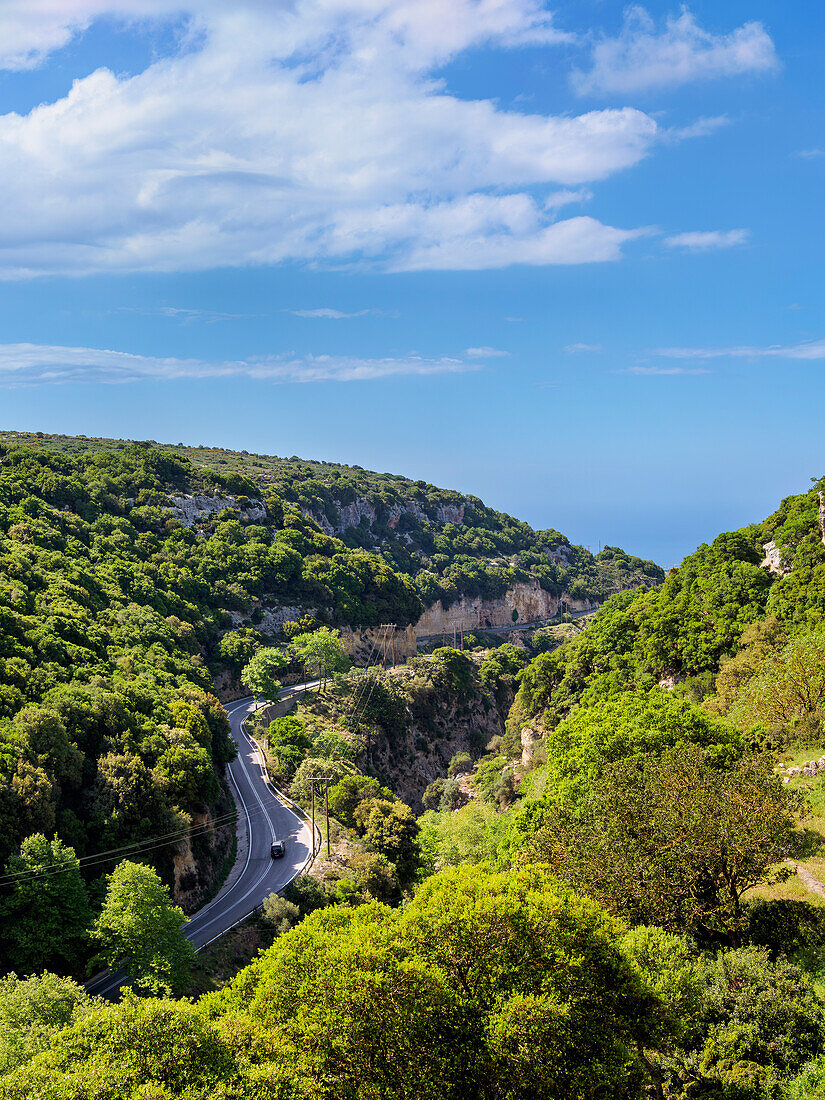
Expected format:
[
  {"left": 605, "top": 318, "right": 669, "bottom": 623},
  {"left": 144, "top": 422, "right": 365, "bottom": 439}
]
[
  {"left": 761, "top": 541, "right": 787, "bottom": 576},
  {"left": 415, "top": 579, "right": 596, "bottom": 637},
  {"left": 520, "top": 725, "right": 544, "bottom": 769},
  {"left": 339, "top": 623, "right": 418, "bottom": 664},
  {"left": 172, "top": 806, "right": 235, "bottom": 912},
  {"left": 658, "top": 673, "right": 685, "bottom": 691},
  {"left": 168, "top": 493, "right": 267, "bottom": 528},
  {"left": 301, "top": 496, "right": 465, "bottom": 539},
  {"left": 226, "top": 604, "right": 309, "bottom": 635}
]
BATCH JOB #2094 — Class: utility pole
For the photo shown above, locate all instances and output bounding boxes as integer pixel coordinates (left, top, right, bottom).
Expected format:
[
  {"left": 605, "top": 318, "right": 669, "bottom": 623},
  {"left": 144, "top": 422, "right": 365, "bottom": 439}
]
[{"left": 307, "top": 776, "right": 334, "bottom": 860}]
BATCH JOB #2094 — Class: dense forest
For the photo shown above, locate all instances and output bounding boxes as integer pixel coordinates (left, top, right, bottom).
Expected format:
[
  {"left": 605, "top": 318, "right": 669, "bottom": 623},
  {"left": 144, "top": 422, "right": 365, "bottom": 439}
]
[
  {"left": 5, "top": 436, "right": 825, "bottom": 1098},
  {"left": 0, "top": 431, "right": 663, "bottom": 611}
]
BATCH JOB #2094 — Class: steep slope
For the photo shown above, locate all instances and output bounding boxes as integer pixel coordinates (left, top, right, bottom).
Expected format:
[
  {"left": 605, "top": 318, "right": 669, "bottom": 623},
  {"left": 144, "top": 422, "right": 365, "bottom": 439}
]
[{"left": 514, "top": 475, "right": 825, "bottom": 726}]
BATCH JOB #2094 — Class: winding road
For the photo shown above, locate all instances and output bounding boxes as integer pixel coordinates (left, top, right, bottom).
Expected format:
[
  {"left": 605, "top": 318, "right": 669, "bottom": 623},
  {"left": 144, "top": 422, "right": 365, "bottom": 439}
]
[{"left": 86, "top": 691, "right": 316, "bottom": 999}]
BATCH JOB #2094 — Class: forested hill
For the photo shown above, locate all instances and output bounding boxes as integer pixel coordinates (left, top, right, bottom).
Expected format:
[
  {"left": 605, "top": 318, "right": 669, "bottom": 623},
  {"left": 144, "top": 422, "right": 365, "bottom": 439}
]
[
  {"left": 0, "top": 431, "right": 658, "bottom": 933},
  {"left": 0, "top": 430, "right": 663, "bottom": 613},
  {"left": 515, "top": 475, "right": 825, "bottom": 725}
]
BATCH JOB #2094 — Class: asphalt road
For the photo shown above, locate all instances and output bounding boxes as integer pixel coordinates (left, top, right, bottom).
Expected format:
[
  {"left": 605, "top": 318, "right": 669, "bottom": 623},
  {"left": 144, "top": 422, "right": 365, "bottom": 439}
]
[{"left": 86, "top": 693, "right": 315, "bottom": 999}]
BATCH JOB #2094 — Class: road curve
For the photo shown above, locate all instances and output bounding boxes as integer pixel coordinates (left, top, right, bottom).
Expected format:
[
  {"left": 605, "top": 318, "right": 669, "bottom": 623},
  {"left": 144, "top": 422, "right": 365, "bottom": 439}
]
[{"left": 86, "top": 693, "right": 315, "bottom": 999}]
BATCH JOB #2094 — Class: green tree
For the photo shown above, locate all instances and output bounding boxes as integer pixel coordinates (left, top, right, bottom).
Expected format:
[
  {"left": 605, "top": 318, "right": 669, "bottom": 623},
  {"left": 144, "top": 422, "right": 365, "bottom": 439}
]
[
  {"left": 291, "top": 627, "right": 350, "bottom": 692},
  {"left": 0, "top": 834, "right": 91, "bottom": 974},
  {"left": 240, "top": 645, "right": 290, "bottom": 701},
  {"left": 91, "top": 861, "right": 195, "bottom": 996},
  {"left": 326, "top": 773, "right": 394, "bottom": 828},
  {"left": 731, "top": 627, "right": 825, "bottom": 730},
  {"left": 0, "top": 971, "right": 98, "bottom": 1076},
  {"left": 525, "top": 747, "right": 798, "bottom": 943},
  {"left": 355, "top": 798, "right": 421, "bottom": 887},
  {"left": 267, "top": 716, "right": 312, "bottom": 780},
  {"left": 539, "top": 687, "right": 741, "bottom": 808},
  {"left": 215, "top": 627, "right": 262, "bottom": 674}
]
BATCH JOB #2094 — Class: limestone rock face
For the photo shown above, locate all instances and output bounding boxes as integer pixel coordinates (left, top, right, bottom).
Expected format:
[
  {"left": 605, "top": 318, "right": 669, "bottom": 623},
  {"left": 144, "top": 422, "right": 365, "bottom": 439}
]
[
  {"left": 339, "top": 624, "right": 418, "bottom": 664},
  {"left": 520, "top": 725, "right": 544, "bottom": 769},
  {"left": 301, "top": 495, "right": 465, "bottom": 538},
  {"left": 415, "top": 579, "right": 596, "bottom": 637},
  {"left": 168, "top": 493, "right": 267, "bottom": 527},
  {"left": 760, "top": 541, "right": 786, "bottom": 576},
  {"left": 172, "top": 808, "right": 235, "bottom": 912}
]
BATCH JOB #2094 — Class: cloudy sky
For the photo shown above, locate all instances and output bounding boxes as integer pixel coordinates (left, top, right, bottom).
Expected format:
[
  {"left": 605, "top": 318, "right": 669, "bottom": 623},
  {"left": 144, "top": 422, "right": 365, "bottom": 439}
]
[{"left": 0, "top": 0, "right": 821, "bottom": 563}]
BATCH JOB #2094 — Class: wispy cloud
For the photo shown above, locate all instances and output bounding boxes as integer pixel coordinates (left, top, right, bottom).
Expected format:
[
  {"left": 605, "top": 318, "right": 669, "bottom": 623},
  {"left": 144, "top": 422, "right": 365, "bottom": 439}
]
[
  {"left": 464, "top": 346, "right": 509, "bottom": 358},
  {"left": 663, "top": 115, "right": 730, "bottom": 143},
  {"left": 572, "top": 7, "right": 778, "bottom": 96},
  {"left": 122, "top": 305, "right": 252, "bottom": 324},
  {"left": 624, "top": 365, "right": 711, "bottom": 375},
  {"left": 653, "top": 338, "right": 825, "bottom": 361},
  {"left": 795, "top": 148, "right": 825, "bottom": 159},
  {"left": 0, "top": 342, "right": 480, "bottom": 386},
  {"left": 286, "top": 308, "right": 378, "bottom": 320},
  {"left": 664, "top": 229, "right": 750, "bottom": 251},
  {"left": 564, "top": 342, "right": 602, "bottom": 353}
]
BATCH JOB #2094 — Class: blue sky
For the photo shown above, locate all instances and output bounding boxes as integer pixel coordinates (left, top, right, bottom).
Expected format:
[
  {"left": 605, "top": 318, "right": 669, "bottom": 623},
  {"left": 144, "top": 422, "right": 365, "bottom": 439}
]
[{"left": 0, "top": 1, "right": 822, "bottom": 565}]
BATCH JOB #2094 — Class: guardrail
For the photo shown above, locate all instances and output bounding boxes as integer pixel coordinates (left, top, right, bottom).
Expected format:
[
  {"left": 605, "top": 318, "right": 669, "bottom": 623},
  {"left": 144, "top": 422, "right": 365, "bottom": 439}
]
[{"left": 193, "top": 701, "right": 321, "bottom": 953}]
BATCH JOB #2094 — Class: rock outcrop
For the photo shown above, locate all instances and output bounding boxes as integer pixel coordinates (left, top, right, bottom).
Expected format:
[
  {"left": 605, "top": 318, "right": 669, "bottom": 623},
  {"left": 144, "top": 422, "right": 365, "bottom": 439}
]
[
  {"left": 169, "top": 493, "right": 267, "bottom": 528},
  {"left": 302, "top": 496, "right": 465, "bottom": 539},
  {"left": 172, "top": 805, "right": 236, "bottom": 912},
  {"left": 760, "top": 541, "right": 787, "bottom": 576},
  {"left": 339, "top": 623, "right": 418, "bottom": 664},
  {"left": 415, "top": 579, "right": 596, "bottom": 637}
]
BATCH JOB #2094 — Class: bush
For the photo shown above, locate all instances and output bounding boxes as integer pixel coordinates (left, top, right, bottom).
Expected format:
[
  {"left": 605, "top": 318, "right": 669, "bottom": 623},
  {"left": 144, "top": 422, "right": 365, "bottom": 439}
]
[
  {"left": 448, "top": 751, "right": 472, "bottom": 777},
  {"left": 281, "top": 874, "right": 332, "bottom": 917},
  {"left": 261, "top": 895, "right": 301, "bottom": 936}
]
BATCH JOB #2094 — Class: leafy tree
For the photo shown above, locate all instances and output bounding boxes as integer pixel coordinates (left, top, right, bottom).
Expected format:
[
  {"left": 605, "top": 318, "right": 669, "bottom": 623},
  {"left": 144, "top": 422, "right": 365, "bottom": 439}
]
[
  {"left": 290, "top": 627, "right": 350, "bottom": 692},
  {"left": 418, "top": 801, "right": 508, "bottom": 872},
  {"left": 214, "top": 627, "right": 261, "bottom": 674},
  {"left": 0, "top": 994, "right": 236, "bottom": 1099},
  {"left": 240, "top": 646, "right": 290, "bottom": 701},
  {"left": 0, "top": 971, "right": 98, "bottom": 1076},
  {"left": 524, "top": 747, "right": 798, "bottom": 943},
  {"left": 354, "top": 798, "right": 421, "bottom": 886},
  {"left": 539, "top": 687, "right": 741, "bottom": 808},
  {"left": 327, "top": 773, "right": 394, "bottom": 828},
  {"left": 91, "top": 861, "right": 195, "bottom": 996},
  {"left": 267, "top": 716, "right": 312, "bottom": 780},
  {"left": 730, "top": 626, "right": 825, "bottom": 730},
  {"left": 0, "top": 834, "right": 91, "bottom": 974},
  {"left": 261, "top": 894, "right": 301, "bottom": 936},
  {"left": 154, "top": 728, "right": 219, "bottom": 809},
  {"left": 445, "top": 751, "right": 471, "bottom": 778},
  {"left": 348, "top": 851, "right": 398, "bottom": 902}
]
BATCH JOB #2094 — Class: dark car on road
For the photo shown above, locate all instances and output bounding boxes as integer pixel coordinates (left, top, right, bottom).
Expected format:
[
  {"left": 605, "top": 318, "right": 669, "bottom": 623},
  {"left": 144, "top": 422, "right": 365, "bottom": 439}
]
[{"left": 270, "top": 840, "right": 285, "bottom": 858}]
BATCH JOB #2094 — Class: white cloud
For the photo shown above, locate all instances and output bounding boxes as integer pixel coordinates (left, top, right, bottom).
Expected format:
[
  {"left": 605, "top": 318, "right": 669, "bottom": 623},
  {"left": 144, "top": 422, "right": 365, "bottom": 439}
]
[
  {"left": 624, "top": 365, "right": 710, "bottom": 375},
  {"left": 564, "top": 342, "right": 602, "bottom": 353},
  {"left": 663, "top": 115, "right": 730, "bottom": 142},
  {"left": 573, "top": 7, "right": 777, "bottom": 96},
  {"left": 796, "top": 148, "right": 825, "bottom": 160},
  {"left": 465, "top": 346, "right": 509, "bottom": 358},
  {"left": 287, "top": 308, "right": 373, "bottom": 319},
  {"left": 0, "top": 341, "right": 479, "bottom": 385},
  {"left": 664, "top": 229, "right": 749, "bottom": 251},
  {"left": 0, "top": 0, "right": 657, "bottom": 278},
  {"left": 654, "top": 339, "right": 825, "bottom": 361}
]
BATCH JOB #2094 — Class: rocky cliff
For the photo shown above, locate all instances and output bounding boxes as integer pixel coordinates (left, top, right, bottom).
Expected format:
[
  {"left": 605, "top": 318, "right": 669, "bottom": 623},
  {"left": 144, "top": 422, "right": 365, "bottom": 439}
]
[
  {"left": 301, "top": 496, "right": 466, "bottom": 539},
  {"left": 415, "top": 580, "right": 596, "bottom": 637}
]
